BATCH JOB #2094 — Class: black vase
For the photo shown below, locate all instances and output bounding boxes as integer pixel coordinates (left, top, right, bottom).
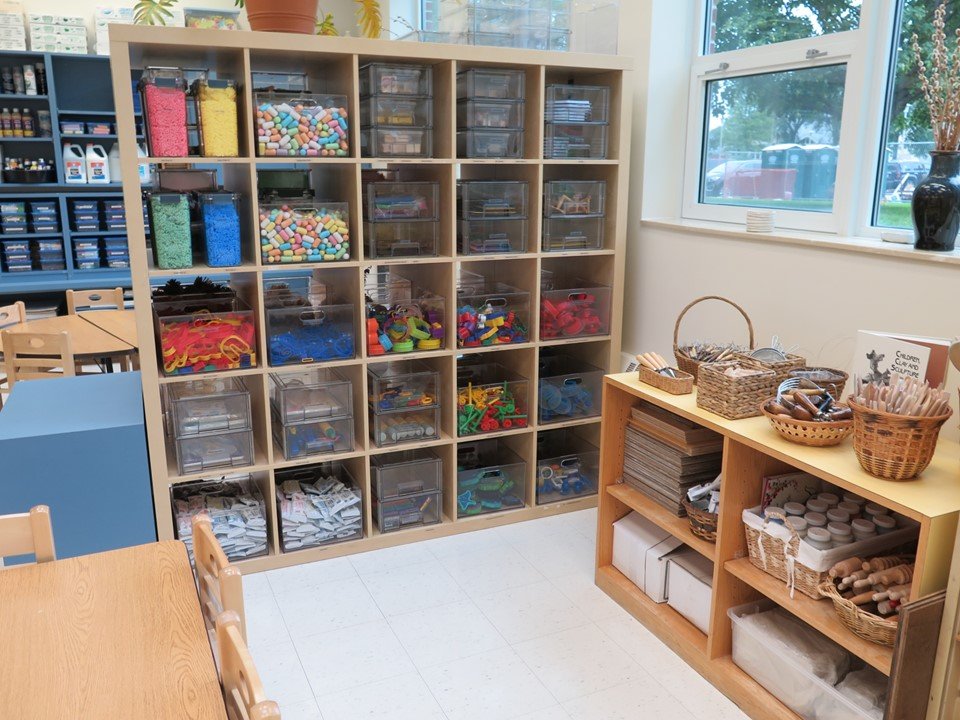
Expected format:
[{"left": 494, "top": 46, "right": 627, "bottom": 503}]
[{"left": 912, "top": 151, "right": 960, "bottom": 252}]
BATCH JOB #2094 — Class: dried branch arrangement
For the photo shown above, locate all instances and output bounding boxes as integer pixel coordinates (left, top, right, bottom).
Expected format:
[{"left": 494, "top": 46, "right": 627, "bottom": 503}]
[
  {"left": 850, "top": 373, "right": 951, "bottom": 417},
  {"left": 912, "top": 1, "right": 960, "bottom": 151}
]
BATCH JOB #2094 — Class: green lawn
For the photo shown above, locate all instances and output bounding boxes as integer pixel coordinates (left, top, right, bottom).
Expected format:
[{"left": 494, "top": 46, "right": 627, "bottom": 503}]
[
  {"left": 708, "top": 197, "right": 914, "bottom": 231},
  {"left": 877, "top": 202, "right": 912, "bottom": 230}
]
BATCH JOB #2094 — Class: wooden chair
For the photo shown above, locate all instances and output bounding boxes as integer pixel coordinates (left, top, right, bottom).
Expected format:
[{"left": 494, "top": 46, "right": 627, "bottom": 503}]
[
  {"left": 216, "top": 611, "right": 281, "bottom": 720},
  {"left": 1, "top": 330, "right": 75, "bottom": 389},
  {"left": 0, "top": 505, "right": 55, "bottom": 565},
  {"left": 65, "top": 287, "right": 124, "bottom": 314},
  {"left": 193, "top": 514, "right": 246, "bottom": 644},
  {"left": 0, "top": 300, "right": 26, "bottom": 409}
]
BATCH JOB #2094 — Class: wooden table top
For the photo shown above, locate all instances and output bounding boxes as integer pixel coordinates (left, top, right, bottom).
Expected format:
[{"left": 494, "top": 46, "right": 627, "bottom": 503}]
[
  {"left": 78, "top": 309, "right": 139, "bottom": 348},
  {"left": 0, "top": 541, "right": 227, "bottom": 720},
  {"left": 0, "top": 314, "right": 135, "bottom": 357}
]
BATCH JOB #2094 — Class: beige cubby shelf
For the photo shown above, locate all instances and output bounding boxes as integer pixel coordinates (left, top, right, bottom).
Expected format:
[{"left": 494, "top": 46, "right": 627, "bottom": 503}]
[{"left": 108, "top": 25, "right": 631, "bottom": 573}]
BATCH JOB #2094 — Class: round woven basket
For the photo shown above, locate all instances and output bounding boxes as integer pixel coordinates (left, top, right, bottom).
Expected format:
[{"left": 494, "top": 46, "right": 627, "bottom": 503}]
[
  {"left": 819, "top": 581, "right": 898, "bottom": 647},
  {"left": 788, "top": 367, "right": 849, "bottom": 399},
  {"left": 847, "top": 397, "right": 953, "bottom": 481},
  {"left": 761, "top": 401, "right": 853, "bottom": 448},
  {"left": 673, "top": 295, "right": 754, "bottom": 383},
  {"left": 682, "top": 498, "right": 718, "bottom": 543}
]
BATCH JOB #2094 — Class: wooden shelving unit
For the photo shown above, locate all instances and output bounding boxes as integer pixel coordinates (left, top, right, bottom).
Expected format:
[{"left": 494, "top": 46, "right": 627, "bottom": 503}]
[
  {"left": 107, "top": 25, "right": 632, "bottom": 573},
  {"left": 596, "top": 372, "right": 960, "bottom": 720}
]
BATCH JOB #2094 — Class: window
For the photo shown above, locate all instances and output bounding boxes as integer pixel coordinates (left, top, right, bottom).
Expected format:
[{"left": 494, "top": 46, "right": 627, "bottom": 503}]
[{"left": 706, "top": 0, "right": 862, "bottom": 54}]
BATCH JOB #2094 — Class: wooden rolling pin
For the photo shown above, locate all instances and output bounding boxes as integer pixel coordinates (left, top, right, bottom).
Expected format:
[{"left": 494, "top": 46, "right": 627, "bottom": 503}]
[
  {"left": 862, "top": 555, "right": 911, "bottom": 573},
  {"left": 830, "top": 557, "right": 865, "bottom": 579}
]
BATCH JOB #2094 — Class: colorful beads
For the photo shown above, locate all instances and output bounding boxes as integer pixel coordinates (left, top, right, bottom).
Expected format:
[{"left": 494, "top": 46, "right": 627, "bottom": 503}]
[
  {"left": 196, "top": 81, "right": 239, "bottom": 157},
  {"left": 457, "top": 383, "right": 527, "bottom": 436},
  {"left": 256, "top": 98, "right": 349, "bottom": 157},
  {"left": 259, "top": 204, "right": 350, "bottom": 263},
  {"left": 158, "top": 312, "right": 257, "bottom": 376},
  {"left": 143, "top": 83, "right": 188, "bottom": 157},
  {"left": 457, "top": 302, "right": 527, "bottom": 348}
]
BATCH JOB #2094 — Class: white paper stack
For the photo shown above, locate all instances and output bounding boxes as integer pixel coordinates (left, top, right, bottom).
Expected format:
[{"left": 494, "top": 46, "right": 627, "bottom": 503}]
[
  {"left": 0, "top": 2, "right": 25, "bottom": 51},
  {"left": 745, "top": 209, "right": 775, "bottom": 233},
  {"left": 173, "top": 476, "right": 269, "bottom": 562},
  {"left": 28, "top": 13, "right": 87, "bottom": 54},
  {"left": 277, "top": 473, "right": 363, "bottom": 551}
]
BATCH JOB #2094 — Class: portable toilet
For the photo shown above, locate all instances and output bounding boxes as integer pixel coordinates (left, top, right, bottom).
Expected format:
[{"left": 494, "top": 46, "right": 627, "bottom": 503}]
[
  {"left": 801, "top": 144, "right": 839, "bottom": 200},
  {"left": 759, "top": 143, "right": 802, "bottom": 199}
]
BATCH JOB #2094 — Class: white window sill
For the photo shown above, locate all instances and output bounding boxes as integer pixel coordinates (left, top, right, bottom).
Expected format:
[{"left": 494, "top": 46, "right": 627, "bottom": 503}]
[{"left": 642, "top": 217, "right": 960, "bottom": 268}]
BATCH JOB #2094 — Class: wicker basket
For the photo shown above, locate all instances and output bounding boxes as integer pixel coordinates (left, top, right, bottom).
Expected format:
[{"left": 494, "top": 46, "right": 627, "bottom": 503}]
[
  {"left": 848, "top": 397, "right": 953, "bottom": 481},
  {"left": 734, "top": 352, "right": 807, "bottom": 383},
  {"left": 819, "top": 581, "right": 898, "bottom": 647},
  {"left": 788, "top": 367, "right": 849, "bottom": 400},
  {"left": 761, "top": 401, "right": 854, "bottom": 448},
  {"left": 743, "top": 515, "right": 825, "bottom": 599},
  {"left": 682, "top": 498, "right": 718, "bottom": 542},
  {"left": 696, "top": 361, "right": 778, "bottom": 420},
  {"left": 638, "top": 365, "right": 694, "bottom": 395},
  {"left": 673, "top": 295, "right": 754, "bottom": 383}
]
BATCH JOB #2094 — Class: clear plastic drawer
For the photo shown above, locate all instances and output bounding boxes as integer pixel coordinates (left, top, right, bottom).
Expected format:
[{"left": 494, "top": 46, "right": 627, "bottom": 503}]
[
  {"left": 371, "top": 448, "right": 442, "bottom": 501},
  {"left": 456, "top": 440, "right": 526, "bottom": 517},
  {"left": 360, "top": 95, "right": 433, "bottom": 127},
  {"left": 537, "top": 355, "right": 603, "bottom": 424},
  {"left": 459, "top": 218, "right": 528, "bottom": 254},
  {"left": 175, "top": 428, "right": 254, "bottom": 475},
  {"left": 457, "top": 68, "right": 525, "bottom": 100},
  {"left": 172, "top": 476, "right": 268, "bottom": 561},
  {"left": 459, "top": 180, "right": 528, "bottom": 220},
  {"left": 273, "top": 411, "right": 353, "bottom": 459},
  {"left": 270, "top": 367, "right": 353, "bottom": 424},
  {"left": 456, "top": 270, "right": 530, "bottom": 346},
  {"left": 457, "top": 99, "right": 524, "bottom": 129},
  {"left": 371, "top": 406, "right": 440, "bottom": 448},
  {"left": 374, "top": 491, "right": 442, "bottom": 533},
  {"left": 265, "top": 301, "right": 356, "bottom": 366},
  {"left": 543, "top": 123, "right": 608, "bottom": 159},
  {"left": 544, "top": 84, "right": 610, "bottom": 123},
  {"left": 544, "top": 180, "right": 606, "bottom": 217},
  {"left": 360, "top": 63, "right": 433, "bottom": 97},
  {"left": 365, "top": 181, "right": 440, "bottom": 221},
  {"left": 457, "top": 361, "right": 529, "bottom": 436},
  {"left": 276, "top": 462, "right": 363, "bottom": 551},
  {"left": 540, "top": 279, "right": 611, "bottom": 339},
  {"left": 536, "top": 429, "right": 599, "bottom": 504},
  {"left": 542, "top": 216, "right": 604, "bottom": 252},
  {"left": 457, "top": 129, "right": 522, "bottom": 158},
  {"left": 165, "top": 376, "right": 252, "bottom": 438},
  {"left": 364, "top": 220, "right": 440, "bottom": 259},
  {"left": 367, "top": 360, "right": 440, "bottom": 414},
  {"left": 361, "top": 127, "right": 433, "bottom": 158}
]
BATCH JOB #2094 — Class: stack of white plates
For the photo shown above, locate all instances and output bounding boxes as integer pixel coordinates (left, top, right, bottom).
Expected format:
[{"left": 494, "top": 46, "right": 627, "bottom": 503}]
[{"left": 745, "top": 209, "right": 774, "bottom": 233}]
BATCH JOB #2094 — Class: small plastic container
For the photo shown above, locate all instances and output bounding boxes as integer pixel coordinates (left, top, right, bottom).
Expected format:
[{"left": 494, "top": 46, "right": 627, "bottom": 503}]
[
  {"left": 192, "top": 77, "right": 240, "bottom": 157},
  {"left": 457, "top": 68, "right": 525, "bottom": 100},
  {"left": 359, "top": 63, "right": 432, "bottom": 97},
  {"left": 364, "top": 220, "right": 440, "bottom": 258},
  {"left": 545, "top": 84, "right": 610, "bottom": 123},
  {"left": 457, "top": 361, "right": 529, "bottom": 436},
  {"left": 783, "top": 502, "right": 806, "bottom": 517},
  {"left": 371, "top": 407, "right": 440, "bottom": 448},
  {"left": 199, "top": 192, "right": 241, "bottom": 267},
  {"left": 837, "top": 501, "right": 861, "bottom": 519},
  {"left": 30, "top": 218, "right": 59, "bottom": 234},
  {"left": 255, "top": 92, "right": 350, "bottom": 158},
  {"left": 456, "top": 270, "right": 530, "bottom": 347},
  {"left": 360, "top": 95, "right": 433, "bottom": 127},
  {"left": 1, "top": 239, "right": 29, "bottom": 255},
  {"left": 154, "top": 296, "right": 257, "bottom": 376},
  {"left": 175, "top": 427, "right": 254, "bottom": 475},
  {"left": 785, "top": 516, "right": 808, "bottom": 538},
  {"left": 171, "top": 477, "right": 268, "bottom": 561},
  {"left": 364, "top": 279, "right": 446, "bottom": 356},
  {"left": 375, "top": 491, "right": 442, "bottom": 533},
  {"left": 184, "top": 7, "right": 241, "bottom": 29},
  {"left": 538, "top": 354, "right": 603, "bottom": 424},
  {"left": 270, "top": 367, "right": 353, "bottom": 424},
  {"left": 36, "top": 251, "right": 65, "bottom": 271},
  {"left": 0, "top": 201, "right": 26, "bottom": 214},
  {"left": 543, "top": 123, "right": 608, "bottom": 159},
  {"left": 459, "top": 180, "right": 528, "bottom": 220},
  {"left": 826, "top": 508, "right": 850, "bottom": 525},
  {"left": 539, "top": 278, "right": 612, "bottom": 339},
  {"left": 806, "top": 498, "right": 829, "bottom": 514},
  {"left": 371, "top": 448, "right": 442, "bottom": 502},
  {"left": 365, "top": 181, "right": 439, "bottom": 221},
  {"left": 266, "top": 300, "right": 355, "bottom": 366},
  {"left": 804, "top": 526, "right": 832, "bottom": 550},
  {"left": 139, "top": 66, "right": 189, "bottom": 157},
  {"left": 851, "top": 519, "right": 877, "bottom": 540},
  {"left": 157, "top": 168, "right": 218, "bottom": 192},
  {"left": 367, "top": 360, "right": 440, "bottom": 414},
  {"left": 459, "top": 218, "right": 528, "bottom": 254},
  {"left": 818, "top": 492, "right": 840, "bottom": 508},
  {"left": 457, "top": 129, "right": 522, "bottom": 158},
  {"left": 361, "top": 127, "right": 432, "bottom": 158},
  {"left": 164, "top": 376, "right": 252, "bottom": 437},
  {"left": 147, "top": 192, "right": 192, "bottom": 269},
  {"left": 457, "top": 99, "right": 524, "bottom": 129},
  {"left": 536, "top": 428, "right": 599, "bottom": 504},
  {"left": 804, "top": 511, "right": 827, "bottom": 528},
  {"left": 456, "top": 440, "right": 526, "bottom": 517},
  {"left": 874, "top": 514, "right": 897, "bottom": 534},
  {"left": 276, "top": 463, "right": 363, "bottom": 551},
  {"left": 544, "top": 180, "right": 606, "bottom": 217},
  {"left": 273, "top": 410, "right": 354, "bottom": 459},
  {"left": 259, "top": 201, "right": 351, "bottom": 264}
]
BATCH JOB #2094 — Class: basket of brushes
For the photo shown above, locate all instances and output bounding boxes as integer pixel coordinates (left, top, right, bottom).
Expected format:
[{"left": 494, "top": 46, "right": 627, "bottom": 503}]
[
  {"left": 762, "top": 378, "right": 854, "bottom": 448},
  {"left": 635, "top": 352, "right": 693, "bottom": 395},
  {"left": 848, "top": 375, "right": 953, "bottom": 481},
  {"left": 673, "top": 295, "right": 754, "bottom": 383}
]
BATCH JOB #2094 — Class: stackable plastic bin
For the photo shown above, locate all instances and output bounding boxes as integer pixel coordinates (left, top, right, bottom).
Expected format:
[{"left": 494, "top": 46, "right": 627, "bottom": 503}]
[
  {"left": 146, "top": 192, "right": 192, "bottom": 270},
  {"left": 540, "top": 278, "right": 611, "bottom": 339},
  {"left": 1, "top": 215, "right": 28, "bottom": 234},
  {"left": 459, "top": 181, "right": 528, "bottom": 219},
  {"left": 456, "top": 361, "right": 529, "bottom": 436},
  {"left": 265, "top": 301, "right": 356, "bottom": 366},
  {"left": 74, "top": 239, "right": 102, "bottom": 269},
  {"left": 457, "top": 99, "right": 524, "bottom": 130},
  {"left": 364, "top": 278, "right": 446, "bottom": 355},
  {"left": 273, "top": 411, "right": 353, "bottom": 459},
  {"left": 545, "top": 85, "right": 610, "bottom": 123},
  {"left": 371, "top": 449, "right": 443, "bottom": 533},
  {"left": 456, "top": 270, "right": 530, "bottom": 346},
  {"left": 535, "top": 429, "right": 599, "bottom": 504},
  {"left": 153, "top": 296, "right": 257, "bottom": 376},
  {"left": 192, "top": 77, "right": 240, "bottom": 158},
  {"left": 360, "top": 95, "right": 433, "bottom": 127},
  {"left": 459, "top": 219, "right": 528, "bottom": 254},
  {"left": 537, "top": 355, "right": 603, "bottom": 424},
  {"left": 276, "top": 462, "right": 363, "bottom": 551},
  {"left": 1, "top": 238, "right": 31, "bottom": 271},
  {"left": 365, "top": 182, "right": 440, "bottom": 221},
  {"left": 371, "top": 408, "right": 440, "bottom": 447},
  {"left": 270, "top": 368, "right": 353, "bottom": 424},
  {"left": 165, "top": 377, "right": 252, "bottom": 437},
  {"left": 36, "top": 246, "right": 65, "bottom": 270},
  {"left": 458, "top": 129, "right": 522, "bottom": 158},
  {"left": 175, "top": 427, "right": 254, "bottom": 475},
  {"left": 199, "top": 192, "right": 242, "bottom": 268},
  {"left": 364, "top": 220, "right": 440, "bottom": 258},
  {"left": 171, "top": 477, "right": 268, "bottom": 561},
  {"left": 367, "top": 360, "right": 441, "bottom": 448},
  {"left": 542, "top": 217, "right": 604, "bottom": 252},
  {"left": 360, "top": 63, "right": 433, "bottom": 96},
  {"left": 456, "top": 440, "right": 526, "bottom": 517},
  {"left": 0, "top": 201, "right": 25, "bottom": 215},
  {"left": 544, "top": 180, "right": 606, "bottom": 217},
  {"left": 254, "top": 92, "right": 349, "bottom": 157},
  {"left": 258, "top": 201, "right": 351, "bottom": 264},
  {"left": 543, "top": 123, "right": 608, "bottom": 159},
  {"left": 139, "top": 66, "right": 189, "bottom": 157},
  {"left": 361, "top": 127, "right": 433, "bottom": 158},
  {"left": 457, "top": 68, "right": 525, "bottom": 100}
]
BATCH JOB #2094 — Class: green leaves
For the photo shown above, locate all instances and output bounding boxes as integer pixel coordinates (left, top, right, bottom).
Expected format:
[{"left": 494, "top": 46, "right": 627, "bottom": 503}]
[
  {"left": 355, "top": 0, "right": 382, "bottom": 39},
  {"left": 316, "top": 10, "right": 339, "bottom": 36},
  {"left": 133, "top": 0, "right": 178, "bottom": 25}
]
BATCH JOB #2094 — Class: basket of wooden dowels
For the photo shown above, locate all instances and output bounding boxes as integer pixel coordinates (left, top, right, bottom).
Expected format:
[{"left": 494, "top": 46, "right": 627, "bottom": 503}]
[
  {"left": 848, "top": 374, "right": 954, "bottom": 481},
  {"left": 673, "top": 295, "right": 754, "bottom": 383},
  {"left": 635, "top": 352, "right": 693, "bottom": 395},
  {"left": 818, "top": 555, "right": 914, "bottom": 646}
]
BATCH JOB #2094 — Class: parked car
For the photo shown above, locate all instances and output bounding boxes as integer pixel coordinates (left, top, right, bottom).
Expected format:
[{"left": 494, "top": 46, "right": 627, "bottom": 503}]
[{"left": 704, "top": 159, "right": 761, "bottom": 197}]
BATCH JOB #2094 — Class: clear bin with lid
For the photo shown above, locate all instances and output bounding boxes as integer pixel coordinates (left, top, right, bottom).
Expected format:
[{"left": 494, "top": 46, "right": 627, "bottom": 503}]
[
  {"left": 359, "top": 63, "right": 432, "bottom": 97},
  {"left": 536, "top": 429, "right": 598, "bottom": 503},
  {"left": 456, "top": 270, "right": 530, "bottom": 346},
  {"left": 265, "top": 301, "right": 356, "bottom": 366},
  {"left": 171, "top": 476, "right": 268, "bottom": 561},
  {"left": 456, "top": 440, "right": 526, "bottom": 517},
  {"left": 254, "top": 92, "right": 350, "bottom": 157},
  {"left": 457, "top": 129, "right": 522, "bottom": 158},
  {"left": 361, "top": 127, "right": 432, "bottom": 158},
  {"left": 270, "top": 367, "right": 353, "bottom": 424},
  {"left": 367, "top": 359, "right": 440, "bottom": 414},
  {"left": 364, "top": 220, "right": 439, "bottom": 258},
  {"left": 175, "top": 427, "right": 254, "bottom": 475},
  {"left": 146, "top": 192, "right": 192, "bottom": 270},
  {"left": 139, "top": 66, "right": 188, "bottom": 157},
  {"left": 360, "top": 95, "right": 432, "bottom": 127},
  {"left": 154, "top": 296, "right": 257, "bottom": 376},
  {"left": 543, "top": 123, "right": 608, "bottom": 159},
  {"left": 365, "top": 276, "right": 446, "bottom": 355},
  {"left": 537, "top": 354, "right": 603, "bottom": 424},
  {"left": 276, "top": 463, "right": 363, "bottom": 551},
  {"left": 273, "top": 411, "right": 354, "bottom": 459},
  {"left": 459, "top": 218, "right": 528, "bottom": 255},
  {"left": 459, "top": 180, "right": 528, "bottom": 219},
  {"left": 375, "top": 491, "right": 442, "bottom": 533},
  {"left": 371, "top": 448, "right": 442, "bottom": 502},
  {"left": 542, "top": 216, "right": 604, "bottom": 252},
  {"left": 365, "top": 181, "right": 439, "bottom": 221},
  {"left": 371, "top": 407, "right": 440, "bottom": 448},
  {"left": 457, "top": 68, "right": 525, "bottom": 100},
  {"left": 157, "top": 168, "right": 218, "bottom": 192},
  {"left": 199, "top": 192, "right": 242, "bottom": 267},
  {"left": 259, "top": 201, "right": 351, "bottom": 264},
  {"left": 165, "top": 376, "right": 252, "bottom": 437},
  {"left": 544, "top": 84, "right": 610, "bottom": 123},
  {"left": 540, "top": 278, "right": 611, "bottom": 339},
  {"left": 457, "top": 99, "right": 524, "bottom": 130},
  {"left": 544, "top": 180, "right": 606, "bottom": 217},
  {"left": 457, "top": 361, "right": 529, "bottom": 436},
  {"left": 192, "top": 76, "right": 240, "bottom": 157}
]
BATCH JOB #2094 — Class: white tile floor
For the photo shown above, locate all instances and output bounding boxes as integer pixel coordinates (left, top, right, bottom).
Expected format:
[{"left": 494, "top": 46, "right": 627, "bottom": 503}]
[{"left": 244, "top": 509, "right": 750, "bottom": 720}]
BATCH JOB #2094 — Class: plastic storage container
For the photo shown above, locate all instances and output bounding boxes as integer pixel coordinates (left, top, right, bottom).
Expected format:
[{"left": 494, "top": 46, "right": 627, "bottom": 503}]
[
  {"left": 543, "top": 123, "right": 608, "bottom": 159},
  {"left": 360, "top": 63, "right": 433, "bottom": 97},
  {"left": 364, "top": 220, "right": 439, "bottom": 258},
  {"left": 542, "top": 216, "right": 604, "bottom": 252},
  {"left": 139, "top": 67, "right": 188, "bottom": 157},
  {"left": 457, "top": 68, "right": 525, "bottom": 100},
  {"left": 456, "top": 440, "right": 526, "bottom": 517},
  {"left": 274, "top": 412, "right": 353, "bottom": 459},
  {"left": 276, "top": 462, "right": 363, "bottom": 551},
  {"left": 270, "top": 367, "right": 353, "bottom": 424},
  {"left": 459, "top": 180, "right": 528, "bottom": 219},
  {"left": 373, "top": 447, "right": 443, "bottom": 500},
  {"left": 456, "top": 270, "right": 530, "bottom": 346},
  {"left": 375, "top": 491, "right": 442, "bottom": 533},
  {"left": 147, "top": 192, "right": 192, "bottom": 269},
  {"left": 538, "top": 354, "right": 603, "bottom": 423},
  {"left": 365, "top": 181, "right": 439, "bottom": 221},
  {"left": 265, "top": 301, "right": 356, "bottom": 366},
  {"left": 459, "top": 218, "right": 528, "bottom": 254},
  {"left": 536, "top": 428, "right": 599, "bottom": 504},
  {"left": 365, "top": 277, "right": 446, "bottom": 355},
  {"left": 164, "top": 376, "right": 252, "bottom": 437},
  {"left": 175, "top": 427, "right": 254, "bottom": 475},
  {"left": 540, "top": 278, "right": 611, "bottom": 339},
  {"left": 371, "top": 408, "right": 440, "bottom": 448},
  {"left": 368, "top": 360, "right": 440, "bottom": 414},
  {"left": 36, "top": 249, "right": 65, "bottom": 270},
  {"left": 259, "top": 201, "right": 350, "bottom": 264},
  {"left": 458, "top": 129, "right": 522, "bottom": 158},
  {"left": 184, "top": 7, "right": 241, "bottom": 29},
  {"left": 544, "top": 180, "right": 606, "bottom": 217},
  {"left": 157, "top": 168, "right": 218, "bottom": 192},
  {"left": 457, "top": 99, "right": 524, "bottom": 129},
  {"left": 254, "top": 92, "right": 350, "bottom": 158},
  {"left": 544, "top": 84, "right": 610, "bottom": 123},
  {"left": 192, "top": 77, "right": 240, "bottom": 157},
  {"left": 199, "top": 192, "right": 242, "bottom": 267},
  {"left": 154, "top": 296, "right": 257, "bottom": 376},
  {"left": 171, "top": 476, "right": 268, "bottom": 561},
  {"left": 362, "top": 127, "right": 432, "bottom": 158},
  {"left": 457, "top": 361, "right": 529, "bottom": 436},
  {"left": 360, "top": 95, "right": 432, "bottom": 127}
]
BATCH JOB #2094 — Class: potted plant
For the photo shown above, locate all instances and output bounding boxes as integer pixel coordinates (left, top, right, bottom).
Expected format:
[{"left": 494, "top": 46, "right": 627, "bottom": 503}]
[
  {"left": 910, "top": 1, "right": 960, "bottom": 251},
  {"left": 133, "top": 0, "right": 381, "bottom": 37}
]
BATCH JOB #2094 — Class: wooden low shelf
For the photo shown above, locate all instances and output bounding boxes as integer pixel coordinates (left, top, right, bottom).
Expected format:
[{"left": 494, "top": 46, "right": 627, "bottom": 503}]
[{"left": 596, "top": 372, "right": 960, "bottom": 720}]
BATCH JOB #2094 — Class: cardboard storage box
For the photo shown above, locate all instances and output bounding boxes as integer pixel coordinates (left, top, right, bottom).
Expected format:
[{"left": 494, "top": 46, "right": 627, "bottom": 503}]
[
  {"left": 612, "top": 511, "right": 682, "bottom": 602},
  {"left": 666, "top": 548, "right": 714, "bottom": 633}
]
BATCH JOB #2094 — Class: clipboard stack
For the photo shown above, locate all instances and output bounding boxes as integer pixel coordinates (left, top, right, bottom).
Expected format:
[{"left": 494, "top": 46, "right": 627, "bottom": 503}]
[{"left": 622, "top": 401, "right": 723, "bottom": 516}]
